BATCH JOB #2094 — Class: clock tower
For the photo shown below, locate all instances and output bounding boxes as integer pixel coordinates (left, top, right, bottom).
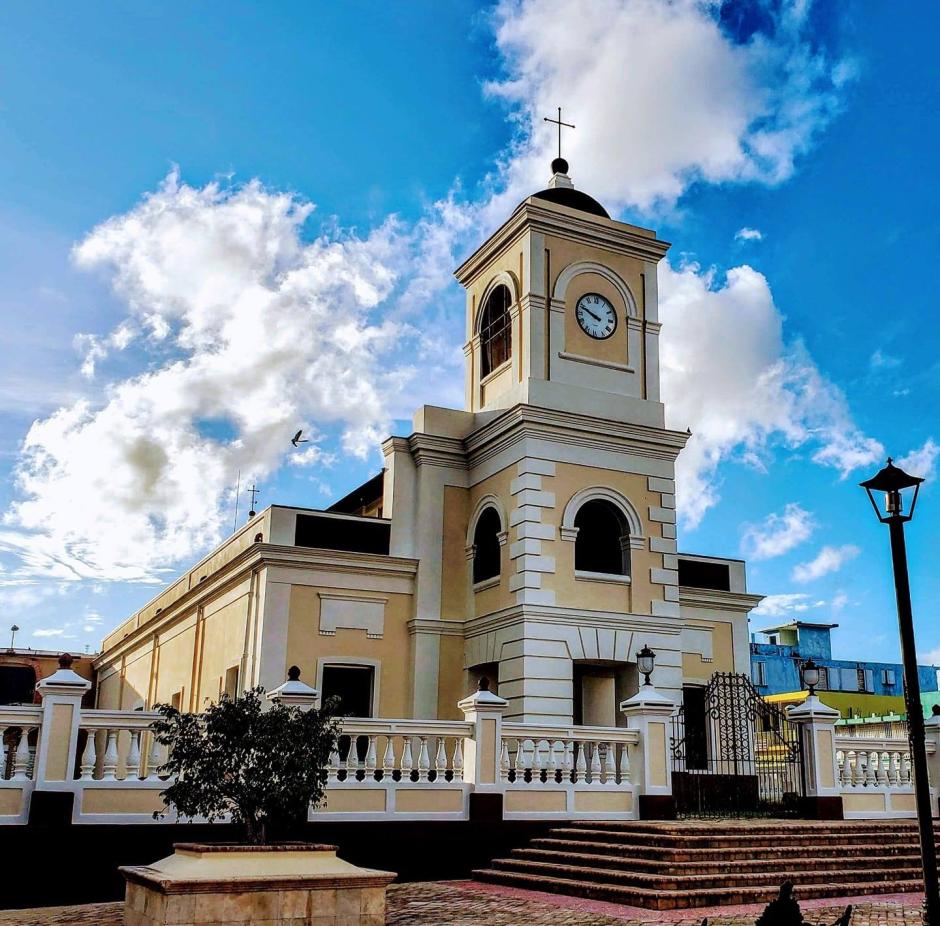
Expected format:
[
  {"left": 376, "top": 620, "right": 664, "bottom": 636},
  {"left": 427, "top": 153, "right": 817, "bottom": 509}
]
[{"left": 455, "top": 156, "right": 670, "bottom": 431}]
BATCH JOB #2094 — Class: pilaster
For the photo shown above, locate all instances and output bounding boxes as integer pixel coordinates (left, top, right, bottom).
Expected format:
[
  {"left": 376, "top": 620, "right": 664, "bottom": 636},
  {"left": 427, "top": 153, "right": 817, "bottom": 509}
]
[
  {"left": 620, "top": 684, "right": 676, "bottom": 819},
  {"left": 787, "top": 695, "right": 844, "bottom": 819}
]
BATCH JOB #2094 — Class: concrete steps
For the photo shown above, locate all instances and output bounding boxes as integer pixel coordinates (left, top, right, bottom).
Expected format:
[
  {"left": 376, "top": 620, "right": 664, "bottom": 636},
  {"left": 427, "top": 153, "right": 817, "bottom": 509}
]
[{"left": 473, "top": 819, "right": 937, "bottom": 910}]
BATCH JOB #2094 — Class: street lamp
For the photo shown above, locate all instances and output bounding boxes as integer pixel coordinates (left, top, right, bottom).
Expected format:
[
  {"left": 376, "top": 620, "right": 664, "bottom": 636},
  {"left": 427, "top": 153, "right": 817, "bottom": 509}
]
[
  {"left": 8, "top": 624, "right": 18, "bottom": 649},
  {"left": 636, "top": 644, "right": 656, "bottom": 687},
  {"left": 860, "top": 457, "right": 938, "bottom": 924},
  {"left": 801, "top": 658, "right": 821, "bottom": 697}
]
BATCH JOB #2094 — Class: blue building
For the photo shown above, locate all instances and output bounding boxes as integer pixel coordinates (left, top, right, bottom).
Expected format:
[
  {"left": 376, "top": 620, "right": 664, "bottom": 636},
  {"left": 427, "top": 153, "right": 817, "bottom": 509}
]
[{"left": 750, "top": 621, "right": 939, "bottom": 718}]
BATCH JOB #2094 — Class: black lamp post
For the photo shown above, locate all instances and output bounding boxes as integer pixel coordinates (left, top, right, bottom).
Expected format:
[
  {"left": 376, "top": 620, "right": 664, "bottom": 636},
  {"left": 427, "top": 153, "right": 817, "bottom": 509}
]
[
  {"left": 860, "top": 457, "right": 938, "bottom": 924},
  {"left": 636, "top": 644, "right": 656, "bottom": 687},
  {"left": 801, "top": 658, "right": 821, "bottom": 697}
]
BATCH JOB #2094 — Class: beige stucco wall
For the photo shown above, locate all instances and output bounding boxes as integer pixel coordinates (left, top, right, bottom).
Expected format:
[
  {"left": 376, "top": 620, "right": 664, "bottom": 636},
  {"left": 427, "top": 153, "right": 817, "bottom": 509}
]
[
  {"left": 440, "top": 486, "right": 470, "bottom": 620},
  {"left": 285, "top": 585, "right": 414, "bottom": 718},
  {"left": 562, "top": 270, "right": 632, "bottom": 366}
]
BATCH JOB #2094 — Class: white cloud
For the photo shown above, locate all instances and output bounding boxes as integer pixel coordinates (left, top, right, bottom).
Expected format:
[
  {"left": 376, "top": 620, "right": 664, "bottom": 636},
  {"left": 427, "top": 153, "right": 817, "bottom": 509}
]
[
  {"left": 32, "top": 627, "right": 65, "bottom": 638},
  {"left": 742, "top": 503, "right": 815, "bottom": 560},
  {"left": 486, "top": 0, "right": 853, "bottom": 213},
  {"left": 735, "top": 227, "right": 764, "bottom": 242},
  {"left": 896, "top": 438, "right": 940, "bottom": 481},
  {"left": 0, "top": 0, "right": 868, "bottom": 588},
  {"left": 831, "top": 591, "right": 849, "bottom": 612},
  {"left": 792, "top": 544, "right": 860, "bottom": 583},
  {"left": 658, "top": 262, "right": 882, "bottom": 526},
  {"left": 753, "top": 592, "right": 826, "bottom": 618},
  {"left": 869, "top": 349, "right": 901, "bottom": 371}
]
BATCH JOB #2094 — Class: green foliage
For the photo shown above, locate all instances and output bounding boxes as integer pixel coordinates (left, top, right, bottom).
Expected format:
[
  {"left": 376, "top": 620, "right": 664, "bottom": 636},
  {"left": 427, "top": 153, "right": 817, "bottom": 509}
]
[{"left": 151, "top": 687, "right": 340, "bottom": 845}]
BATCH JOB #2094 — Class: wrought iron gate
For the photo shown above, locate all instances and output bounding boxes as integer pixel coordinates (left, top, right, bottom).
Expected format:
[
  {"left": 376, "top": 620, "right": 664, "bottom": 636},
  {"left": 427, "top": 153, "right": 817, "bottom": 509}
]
[{"left": 670, "top": 672, "right": 805, "bottom": 818}]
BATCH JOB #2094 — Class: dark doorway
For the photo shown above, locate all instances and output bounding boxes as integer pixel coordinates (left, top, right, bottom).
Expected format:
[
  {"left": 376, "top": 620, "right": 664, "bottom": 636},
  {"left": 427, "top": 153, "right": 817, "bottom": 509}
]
[
  {"left": 0, "top": 666, "right": 36, "bottom": 705},
  {"left": 682, "top": 686, "right": 708, "bottom": 770},
  {"left": 321, "top": 665, "right": 374, "bottom": 718}
]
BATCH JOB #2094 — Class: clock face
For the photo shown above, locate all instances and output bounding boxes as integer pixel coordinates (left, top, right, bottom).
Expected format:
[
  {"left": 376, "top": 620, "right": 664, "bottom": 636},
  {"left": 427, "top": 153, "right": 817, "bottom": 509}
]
[{"left": 575, "top": 293, "right": 617, "bottom": 339}]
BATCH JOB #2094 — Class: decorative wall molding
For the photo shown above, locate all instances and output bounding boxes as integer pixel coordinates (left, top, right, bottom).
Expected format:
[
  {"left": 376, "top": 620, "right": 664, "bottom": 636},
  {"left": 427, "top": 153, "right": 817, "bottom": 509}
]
[{"left": 318, "top": 593, "right": 387, "bottom": 639}]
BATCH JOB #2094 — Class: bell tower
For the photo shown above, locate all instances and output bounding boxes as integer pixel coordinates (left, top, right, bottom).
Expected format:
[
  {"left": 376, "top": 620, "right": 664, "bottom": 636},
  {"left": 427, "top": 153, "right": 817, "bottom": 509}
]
[{"left": 455, "top": 158, "right": 671, "bottom": 429}]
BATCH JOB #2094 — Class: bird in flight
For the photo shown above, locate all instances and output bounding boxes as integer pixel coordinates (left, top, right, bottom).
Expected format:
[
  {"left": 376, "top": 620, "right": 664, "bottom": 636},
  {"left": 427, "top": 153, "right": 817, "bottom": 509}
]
[{"left": 291, "top": 429, "right": 309, "bottom": 447}]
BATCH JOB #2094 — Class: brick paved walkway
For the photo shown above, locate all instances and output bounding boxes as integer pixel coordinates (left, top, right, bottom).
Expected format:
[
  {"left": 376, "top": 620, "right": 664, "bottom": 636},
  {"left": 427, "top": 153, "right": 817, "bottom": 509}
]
[{"left": 0, "top": 881, "right": 926, "bottom": 925}]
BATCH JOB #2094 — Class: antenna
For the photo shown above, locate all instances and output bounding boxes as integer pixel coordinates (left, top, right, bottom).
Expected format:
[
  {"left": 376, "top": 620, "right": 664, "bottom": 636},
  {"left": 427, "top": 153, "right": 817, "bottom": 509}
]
[{"left": 232, "top": 469, "right": 241, "bottom": 532}]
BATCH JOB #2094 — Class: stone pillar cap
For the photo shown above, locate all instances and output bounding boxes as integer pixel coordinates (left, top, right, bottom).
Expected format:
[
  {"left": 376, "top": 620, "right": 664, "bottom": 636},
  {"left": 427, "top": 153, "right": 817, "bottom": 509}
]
[
  {"left": 620, "top": 683, "right": 675, "bottom": 714},
  {"left": 458, "top": 676, "right": 508, "bottom": 712},
  {"left": 267, "top": 665, "right": 319, "bottom": 705},
  {"left": 36, "top": 653, "right": 92, "bottom": 696},
  {"left": 786, "top": 694, "right": 840, "bottom": 722}
]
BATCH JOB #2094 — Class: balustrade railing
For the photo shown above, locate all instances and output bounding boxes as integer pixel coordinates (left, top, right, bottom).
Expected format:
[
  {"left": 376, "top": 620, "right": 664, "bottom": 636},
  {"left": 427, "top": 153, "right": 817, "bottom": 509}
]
[
  {"left": 1, "top": 707, "right": 43, "bottom": 783},
  {"left": 500, "top": 723, "right": 637, "bottom": 787},
  {"left": 835, "top": 736, "right": 913, "bottom": 789},
  {"left": 77, "top": 710, "right": 165, "bottom": 782},
  {"left": 328, "top": 719, "right": 471, "bottom": 784}
]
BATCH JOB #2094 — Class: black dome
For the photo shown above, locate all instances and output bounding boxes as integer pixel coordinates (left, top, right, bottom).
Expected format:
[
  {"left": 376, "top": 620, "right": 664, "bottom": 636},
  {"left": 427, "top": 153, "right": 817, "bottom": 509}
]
[{"left": 530, "top": 186, "right": 610, "bottom": 219}]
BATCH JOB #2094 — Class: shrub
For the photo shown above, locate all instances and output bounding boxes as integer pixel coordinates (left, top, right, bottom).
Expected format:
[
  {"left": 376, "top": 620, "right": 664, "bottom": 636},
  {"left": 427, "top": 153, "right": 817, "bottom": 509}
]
[{"left": 151, "top": 685, "right": 340, "bottom": 845}]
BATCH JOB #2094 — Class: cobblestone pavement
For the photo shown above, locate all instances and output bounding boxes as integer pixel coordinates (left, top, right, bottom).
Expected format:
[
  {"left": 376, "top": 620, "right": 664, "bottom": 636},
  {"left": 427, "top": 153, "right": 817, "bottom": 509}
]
[{"left": 0, "top": 881, "right": 927, "bottom": 925}]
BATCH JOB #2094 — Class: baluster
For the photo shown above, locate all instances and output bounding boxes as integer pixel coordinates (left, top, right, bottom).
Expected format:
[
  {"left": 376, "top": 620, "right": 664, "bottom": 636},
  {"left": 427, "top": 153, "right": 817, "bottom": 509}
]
[
  {"left": 890, "top": 751, "right": 902, "bottom": 786},
  {"left": 836, "top": 751, "right": 847, "bottom": 787},
  {"left": 146, "top": 734, "right": 163, "bottom": 781},
  {"left": 12, "top": 729, "right": 31, "bottom": 780},
  {"left": 619, "top": 742, "right": 631, "bottom": 784},
  {"left": 499, "top": 740, "right": 510, "bottom": 781},
  {"left": 452, "top": 738, "right": 464, "bottom": 780},
  {"left": 382, "top": 736, "right": 396, "bottom": 780},
  {"left": 126, "top": 731, "right": 142, "bottom": 780},
  {"left": 101, "top": 731, "right": 119, "bottom": 781},
  {"left": 514, "top": 738, "right": 525, "bottom": 783},
  {"left": 574, "top": 741, "right": 586, "bottom": 783},
  {"left": 864, "top": 751, "right": 877, "bottom": 787},
  {"left": 0, "top": 727, "right": 7, "bottom": 780},
  {"left": 417, "top": 736, "right": 431, "bottom": 781},
  {"left": 563, "top": 740, "right": 574, "bottom": 781},
  {"left": 604, "top": 741, "right": 617, "bottom": 784},
  {"left": 364, "top": 736, "right": 377, "bottom": 780},
  {"left": 545, "top": 740, "right": 557, "bottom": 780},
  {"left": 848, "top": 751, "right": 861, "bottom": 787},
  {"left": 590, "top": 740, "right": 602, "bottom": 784},
  {"left": 875, "top": 751, "right": 889, "bottom": 787},
  {"left": 27, "top": 740, "right": 36, "bottom": 780},
  {"left": 434, "top": 737, "right": 447, "bottom": 780},
  {"left": 401, "top": 737, "right": 414, "bottom": 781},
  {"left": 902, "top": 753, "right": 912, "bottom": 785},
  {"left": 328, "top": 745, "right": 341, "bottom": 783},
  {"left": 532, "top": 740, "right": 544, "bottom": 780},
  {"left": 79, "top": 731, "right": 96, "bottom": 780}
]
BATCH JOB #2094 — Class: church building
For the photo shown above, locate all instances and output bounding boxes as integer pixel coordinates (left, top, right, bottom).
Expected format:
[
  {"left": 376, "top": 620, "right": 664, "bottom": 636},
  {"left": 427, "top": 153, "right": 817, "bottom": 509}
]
[{"left": 94, "top": 156, "right": 764, "bottom": 727}]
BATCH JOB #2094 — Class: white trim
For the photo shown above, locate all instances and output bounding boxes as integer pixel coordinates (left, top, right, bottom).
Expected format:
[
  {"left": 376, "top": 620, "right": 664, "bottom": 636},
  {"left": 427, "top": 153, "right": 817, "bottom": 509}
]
[
  {"left": 557, "top": 351, "right": 635, "bottom": 373},
  {"left": 552, "top": 260, "right": 638, "bottom": 319},
  {"left": 473, "top": 576, "right": 500, "bottom": 593},
  {"left": 475, "top": 271, "right": 520, "bottom": 335},
  {"left": 315, "top": 658, "right": 381, "bottom": 718},
  {"left": 575, "top": 570, "right": 632, "bottom": 586},
  {"left": 561, "top": 486, "right": 645, "bottom": 539},
  {"left": 466, "top": 494, "right": 507, "bottom": 546}
]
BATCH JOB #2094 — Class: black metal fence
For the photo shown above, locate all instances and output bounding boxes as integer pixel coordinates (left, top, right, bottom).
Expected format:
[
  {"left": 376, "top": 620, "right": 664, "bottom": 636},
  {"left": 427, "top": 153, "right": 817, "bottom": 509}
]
[{"left": 670, "top": 672, "right": 804, "bottom": 818}]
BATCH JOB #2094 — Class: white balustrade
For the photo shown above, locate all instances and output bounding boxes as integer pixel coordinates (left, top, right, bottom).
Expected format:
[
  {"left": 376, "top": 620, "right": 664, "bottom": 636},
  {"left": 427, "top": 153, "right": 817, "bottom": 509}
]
[
  {"left": 836, "top": 736, "right": 913, "bottom": 789},
  {"left": 75, "top": 709, "right": 163, "bottom": 782},
  {"left": 500, "top": 723, "right": 638, "bottom": 787},
  {"left": 0, "top": 707, "right": 43, "bottom": 782},
  {"left": 326, "top": 719, "right": 472, "bottom": 784}
]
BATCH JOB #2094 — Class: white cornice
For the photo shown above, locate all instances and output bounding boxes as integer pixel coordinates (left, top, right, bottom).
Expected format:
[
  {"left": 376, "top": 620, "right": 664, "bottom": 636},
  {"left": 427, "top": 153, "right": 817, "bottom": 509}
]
[
  {"left": 454, "top": 200, "right": 671, "bottom": 288},
  {"left": 407, "top": 619, "right": 467, "bottom": 637},
  {"left": 678, "top": 587, "right": 764, "bottom": 613},
  {"left": 463, "top": 603, "right": 684, "bottom": 639},
  {"left": 464, "top": 402, "right": 689, "bottom": 469},
  {"left": 96, "top": 544, "right": 418, "bottom": 666}
]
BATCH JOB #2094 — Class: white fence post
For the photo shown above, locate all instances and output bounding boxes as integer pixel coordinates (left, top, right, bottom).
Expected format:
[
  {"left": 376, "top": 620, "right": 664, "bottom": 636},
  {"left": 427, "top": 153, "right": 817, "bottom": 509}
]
[
  {"left": 926, "top": 709, "right": 940, "bottom": 817},
  {"left": 458, "top": 677, "right": 508, "bottom": 820},
  {"left": 620, "top": 682, "right": 676, "bottom": 819},
  {"left": 34, "top": 654, "right": 91, "bottom": 789},
  {"left": 788, "top": 695, "right": 843, "bottom": 819}
]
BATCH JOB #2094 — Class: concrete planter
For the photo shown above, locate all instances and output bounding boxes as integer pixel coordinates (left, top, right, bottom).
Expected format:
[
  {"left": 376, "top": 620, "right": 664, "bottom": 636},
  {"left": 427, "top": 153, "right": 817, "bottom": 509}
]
[{"left": 120, "top": 842, "right": 396, "bottom": 926}]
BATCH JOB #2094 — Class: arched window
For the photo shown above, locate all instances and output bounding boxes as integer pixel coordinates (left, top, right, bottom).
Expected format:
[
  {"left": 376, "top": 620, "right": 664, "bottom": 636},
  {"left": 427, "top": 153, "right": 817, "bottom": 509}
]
[
  {"left": 574, "top": 499, "right": 630, "bottom": 576},
  {"left": 472, "top": 507, "right": 502, "bottom": 583},
  {"left": 480, "top": 284, "right": 512, "bottom": 377}
]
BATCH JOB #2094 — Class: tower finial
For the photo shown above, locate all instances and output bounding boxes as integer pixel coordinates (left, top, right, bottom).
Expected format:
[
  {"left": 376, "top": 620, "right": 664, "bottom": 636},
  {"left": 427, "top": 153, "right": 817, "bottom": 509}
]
[{"left": 544, "top": 106, "right": 575, "bottom": 171}]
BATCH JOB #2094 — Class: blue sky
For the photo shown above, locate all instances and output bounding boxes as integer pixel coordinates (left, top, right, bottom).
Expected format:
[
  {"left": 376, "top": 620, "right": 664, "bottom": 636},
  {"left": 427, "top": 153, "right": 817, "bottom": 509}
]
[{"left": 1, "top": 0, "right": 938, "bottom": 668}]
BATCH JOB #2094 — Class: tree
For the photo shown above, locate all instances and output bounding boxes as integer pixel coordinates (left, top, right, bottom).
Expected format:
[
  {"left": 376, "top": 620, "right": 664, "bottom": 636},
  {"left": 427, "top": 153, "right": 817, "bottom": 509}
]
[{"left": 151, "top": 686, "right": 340, "bottom": 845}]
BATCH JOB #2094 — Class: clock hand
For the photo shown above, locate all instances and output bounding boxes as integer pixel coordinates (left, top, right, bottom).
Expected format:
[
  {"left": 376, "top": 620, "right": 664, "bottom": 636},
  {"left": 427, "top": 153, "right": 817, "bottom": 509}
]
[{"left": 583, "top": 307, "right": 602, "bottom": 322}]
